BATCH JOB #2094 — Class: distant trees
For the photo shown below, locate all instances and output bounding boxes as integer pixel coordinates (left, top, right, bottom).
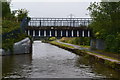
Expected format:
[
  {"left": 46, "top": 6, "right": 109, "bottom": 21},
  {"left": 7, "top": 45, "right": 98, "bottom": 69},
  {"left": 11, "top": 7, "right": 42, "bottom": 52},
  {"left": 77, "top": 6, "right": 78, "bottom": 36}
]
[{"left": 87, "top": 2, "right": 120, "bottom": 53}]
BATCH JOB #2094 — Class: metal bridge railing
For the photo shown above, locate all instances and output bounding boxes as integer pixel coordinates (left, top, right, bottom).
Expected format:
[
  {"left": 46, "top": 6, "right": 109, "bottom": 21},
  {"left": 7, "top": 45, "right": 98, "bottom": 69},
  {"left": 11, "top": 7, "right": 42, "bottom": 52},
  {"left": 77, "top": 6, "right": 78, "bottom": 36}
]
[{"left": 27, "top": 18, "right": 92, "bottom": 27}]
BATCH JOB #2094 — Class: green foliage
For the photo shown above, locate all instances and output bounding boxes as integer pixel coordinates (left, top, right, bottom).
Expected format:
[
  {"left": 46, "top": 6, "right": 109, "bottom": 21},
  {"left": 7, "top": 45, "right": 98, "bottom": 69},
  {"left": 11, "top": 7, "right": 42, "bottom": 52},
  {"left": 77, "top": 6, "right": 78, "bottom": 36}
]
[
  {"left": 50, "top": 41, "right": 74, "bottom": 49},
  {"left": 2, "top": 33, "right": 28, "bottom": 52},
  {"left": 88, "top": 2, "right": 120, "bottom": 38},
  {"left": 49, "top": 37, "right": 56, "bottom": 41},
  {"left": 1, "top": 1, "right": 30, "bottom": 53},
  {"left": 87, "top": 2, "right": 120, "bottom": 53},
  {"left": 105, "top": 34, "right": 120, "bottom": 53},
  {"left": 16, "top": 9, "right": 29, "bottom": 21},
  {"left": 2, "top": 1, "right": 29, "bottom": 21},
  {"left": 60, "top": 37, "right": 90, "bottom": 46},
  {"left": 2, "top": 2, "right": 11, "bottom": 19},
  {"left": 2, "top": 20, "right": 20, "bottom": 34}
]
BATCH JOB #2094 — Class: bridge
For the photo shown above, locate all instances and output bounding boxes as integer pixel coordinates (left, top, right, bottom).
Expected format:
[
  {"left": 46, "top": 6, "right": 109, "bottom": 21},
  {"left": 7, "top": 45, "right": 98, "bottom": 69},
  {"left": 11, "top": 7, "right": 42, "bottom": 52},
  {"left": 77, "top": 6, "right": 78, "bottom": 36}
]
[{"left": 21, "top": 17, "right": 92, "bottom": 37}]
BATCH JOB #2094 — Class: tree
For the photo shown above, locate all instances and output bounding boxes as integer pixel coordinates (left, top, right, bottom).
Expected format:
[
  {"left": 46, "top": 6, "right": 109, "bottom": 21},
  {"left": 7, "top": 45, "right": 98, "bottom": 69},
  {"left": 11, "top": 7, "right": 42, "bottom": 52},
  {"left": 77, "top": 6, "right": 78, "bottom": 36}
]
[
  {"left": 2, "top": 2, "right": 11, "bottom": 19},
  {"left": 87, "top": 2, "right": 120, "bottom": 53},
  {"left": 16, "top": 9, "right": 29, "bottom": 21},
  {"left": 87, "top": 2, "right": 120, "bottom": 39}
]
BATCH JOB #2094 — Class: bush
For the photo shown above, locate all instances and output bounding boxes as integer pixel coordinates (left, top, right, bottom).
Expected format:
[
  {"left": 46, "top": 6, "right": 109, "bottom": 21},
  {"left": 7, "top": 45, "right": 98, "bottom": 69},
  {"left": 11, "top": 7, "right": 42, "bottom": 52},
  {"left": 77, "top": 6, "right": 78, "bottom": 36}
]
[
  {"left": 49, "top": 37, "right": 56, "bottom": 41},
  {"left": 105, "top": 34, "right": 120, "bottom": 53},
  {"left": 2, "top": 20, "right": 20, "bottom": 34},
  {"left": 60, "top": 37, "right": 90, "bottom": 46}
]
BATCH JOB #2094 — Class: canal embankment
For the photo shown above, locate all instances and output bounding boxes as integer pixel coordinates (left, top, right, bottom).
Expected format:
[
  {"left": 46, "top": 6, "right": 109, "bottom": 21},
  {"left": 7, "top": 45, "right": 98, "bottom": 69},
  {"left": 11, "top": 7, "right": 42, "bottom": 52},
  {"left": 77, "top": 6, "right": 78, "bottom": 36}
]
[
  {"left": 49, "top": 40, "right": 120, "bottom": 70},
  {"left": 2, "top": 21, "right": 33, "bottom": 56},
  {"left": 0, "top": 37, "right": 32, "bottom": 56}
]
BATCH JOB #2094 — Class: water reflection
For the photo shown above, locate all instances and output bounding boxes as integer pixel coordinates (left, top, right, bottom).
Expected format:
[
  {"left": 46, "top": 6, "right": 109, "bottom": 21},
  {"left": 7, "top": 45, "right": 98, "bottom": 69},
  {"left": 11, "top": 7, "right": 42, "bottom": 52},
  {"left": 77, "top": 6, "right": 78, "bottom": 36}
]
[
  {"left": 2, "top": 54, "right": 32, "bottom": 78},
  {"left": 75, "top": 55, "right": 120, "bottom": 78}
]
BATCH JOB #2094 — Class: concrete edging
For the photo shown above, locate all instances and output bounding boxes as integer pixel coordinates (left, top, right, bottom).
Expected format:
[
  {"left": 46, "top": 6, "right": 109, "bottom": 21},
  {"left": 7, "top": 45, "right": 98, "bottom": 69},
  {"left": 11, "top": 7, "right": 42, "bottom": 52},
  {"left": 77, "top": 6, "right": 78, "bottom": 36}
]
[{"left": 0, "top": 37, "right": 32, "bottom": 56}]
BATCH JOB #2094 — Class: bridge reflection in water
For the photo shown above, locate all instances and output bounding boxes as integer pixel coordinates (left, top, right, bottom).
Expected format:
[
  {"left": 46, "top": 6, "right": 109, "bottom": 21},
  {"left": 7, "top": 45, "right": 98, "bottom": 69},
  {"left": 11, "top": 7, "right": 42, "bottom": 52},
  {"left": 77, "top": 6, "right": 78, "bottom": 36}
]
[{"left": 24, "top": 18, "right": 92, "bottom": 37}]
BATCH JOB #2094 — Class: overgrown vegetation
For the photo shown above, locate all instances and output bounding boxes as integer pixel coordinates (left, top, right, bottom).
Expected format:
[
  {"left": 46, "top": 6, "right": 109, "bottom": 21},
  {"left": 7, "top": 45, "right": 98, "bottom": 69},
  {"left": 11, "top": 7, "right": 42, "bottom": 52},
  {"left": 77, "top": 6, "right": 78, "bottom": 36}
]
[
  {"left": 2, "top": 1, "right": 30, "bottom": 52},
  {"left": 2, "top": 33, "right": 28, "bottom": 52},
  {"left": 87, "top": 2, "right": 120, "bottom": 53},
  {"left": 60, "top": 37, "right": 90, "bottom": 47},
  {"left": 2, "top": 20, "right": 20, "bottom": 34},
  {"left": 49, "top": 37, "right": 57, "bottom": 41}
]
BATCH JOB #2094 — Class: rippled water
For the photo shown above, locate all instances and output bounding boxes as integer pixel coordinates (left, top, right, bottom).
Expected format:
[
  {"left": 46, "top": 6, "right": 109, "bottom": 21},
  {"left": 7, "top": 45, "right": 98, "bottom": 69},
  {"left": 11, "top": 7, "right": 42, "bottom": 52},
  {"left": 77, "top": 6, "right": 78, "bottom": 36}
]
[{"left": 2, "top": 41, "right": 120, "bottom": 78}]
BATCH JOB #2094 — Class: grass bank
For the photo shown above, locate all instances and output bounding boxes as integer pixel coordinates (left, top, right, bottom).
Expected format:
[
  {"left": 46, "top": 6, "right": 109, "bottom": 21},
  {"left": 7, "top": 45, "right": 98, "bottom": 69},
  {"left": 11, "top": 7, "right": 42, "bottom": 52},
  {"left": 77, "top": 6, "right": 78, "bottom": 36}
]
[{"left": 49, "top": 41, "right": 75, "bottom": 52}]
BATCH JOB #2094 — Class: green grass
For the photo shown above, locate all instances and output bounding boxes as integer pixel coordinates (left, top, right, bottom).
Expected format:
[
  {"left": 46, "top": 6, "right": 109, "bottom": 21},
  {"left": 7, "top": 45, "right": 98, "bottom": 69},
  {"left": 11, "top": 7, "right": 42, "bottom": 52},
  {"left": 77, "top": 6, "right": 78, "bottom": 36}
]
[
  {"left": 59, "top": 37, "right": 90, "bottom": 48},
  {"left": 85, "top": 51, "right": 120, "bottom": 61},
  {"left": 50, "top": 41, "right": 75, "bottom": 49},
  {"left": 75, "top": 44, "right": 90, "bottom": 48}
]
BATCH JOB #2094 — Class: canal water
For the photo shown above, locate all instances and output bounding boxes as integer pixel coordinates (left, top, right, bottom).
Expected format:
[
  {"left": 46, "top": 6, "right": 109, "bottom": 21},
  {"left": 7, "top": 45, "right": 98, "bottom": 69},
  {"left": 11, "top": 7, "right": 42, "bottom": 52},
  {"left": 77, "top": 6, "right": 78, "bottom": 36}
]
[{"left": 2, "top": 41, "right": 120, "bottom": 79}]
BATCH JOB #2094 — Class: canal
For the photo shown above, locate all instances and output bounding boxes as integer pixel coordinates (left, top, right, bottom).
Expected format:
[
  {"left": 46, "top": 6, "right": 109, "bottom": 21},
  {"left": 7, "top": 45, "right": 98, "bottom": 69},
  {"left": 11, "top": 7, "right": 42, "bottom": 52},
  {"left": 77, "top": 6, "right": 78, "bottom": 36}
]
[{"left": 2, "top": 41, "right": 120, "bottom": 78}]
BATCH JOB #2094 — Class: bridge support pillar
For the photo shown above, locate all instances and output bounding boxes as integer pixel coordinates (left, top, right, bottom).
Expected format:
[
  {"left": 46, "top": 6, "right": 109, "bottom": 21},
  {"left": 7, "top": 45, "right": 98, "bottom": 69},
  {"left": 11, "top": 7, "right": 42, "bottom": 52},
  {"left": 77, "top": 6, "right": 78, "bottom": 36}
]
[
  {"left": 33, "top": 30, "right": 35, "bottom": 36},
  {"left": 66, "top": 30, "right": 68, "bottom": 37},
  {"left": 55, "top": 30, "right": 57, "bottom": 37},
  {"left": 77, "top": 31, "right": 79, "bottom": 37},
  {"left": 61, "top": 30, "right": 62, "bottom": 37},
  {"left": 39, "top": 30, "right": 41, "bottom": 36},
  {"left": 72, "top": 30, "right": 73, "bottom": 37},
  {"left": 82, "top": 30, "right": 84, "bottom": 37},
  {"left": 44, "top": 30, "right": 46, "bottom": 37},
  {"left": 50, "top": 30, "right": 52, "bottom": 37}
]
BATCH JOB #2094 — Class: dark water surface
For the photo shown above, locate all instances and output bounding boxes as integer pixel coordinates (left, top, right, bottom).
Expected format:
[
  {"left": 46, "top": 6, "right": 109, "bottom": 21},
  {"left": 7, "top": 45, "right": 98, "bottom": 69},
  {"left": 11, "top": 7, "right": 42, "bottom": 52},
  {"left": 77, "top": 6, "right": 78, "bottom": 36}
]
[{"left": 2, "top": 41, "right": 120, "bottom": 78}]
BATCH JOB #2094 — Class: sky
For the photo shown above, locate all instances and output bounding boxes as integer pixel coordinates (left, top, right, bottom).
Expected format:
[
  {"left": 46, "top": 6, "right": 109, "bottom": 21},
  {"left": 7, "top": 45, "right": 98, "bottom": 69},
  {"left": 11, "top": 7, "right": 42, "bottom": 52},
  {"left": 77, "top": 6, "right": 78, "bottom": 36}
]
[
  {"left": 11, "top": 2, "right": 93, "bottom": 18},
  {"left": 10, "top": 0, "right": 101, "bottom": 18}
]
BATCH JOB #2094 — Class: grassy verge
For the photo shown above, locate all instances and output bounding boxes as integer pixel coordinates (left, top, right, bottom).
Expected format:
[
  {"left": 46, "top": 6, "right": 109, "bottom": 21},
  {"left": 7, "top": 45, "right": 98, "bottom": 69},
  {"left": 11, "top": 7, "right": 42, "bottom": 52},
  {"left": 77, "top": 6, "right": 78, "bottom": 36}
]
[
  {"left": 50, "top": 41, "right": 75, "bottom": 49},
  {"left": 60, "top": 37, "right": 90, "bottom": 48},
  {"left": 85, "top": 50, "right": 120, "bottom": 61},
  {"left": 78, "top": 45, "right": 90, "bottom": 48},
  {"left": 85, "top": 50, "right": 120, "bottom": 69}
]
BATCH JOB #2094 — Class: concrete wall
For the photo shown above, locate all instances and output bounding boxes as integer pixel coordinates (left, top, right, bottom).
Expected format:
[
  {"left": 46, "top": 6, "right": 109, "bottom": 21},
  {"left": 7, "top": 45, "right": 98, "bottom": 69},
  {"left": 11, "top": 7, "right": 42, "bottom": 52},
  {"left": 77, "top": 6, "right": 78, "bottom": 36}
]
[
  {"left": 90, "top": 39, "right": 105, "bottom": 50},
  {"left": 13, "top": 37, "right": 32, "bottom": 54},
  {"left": 0, "top": 37, "right": 32, "bottom": 56}
]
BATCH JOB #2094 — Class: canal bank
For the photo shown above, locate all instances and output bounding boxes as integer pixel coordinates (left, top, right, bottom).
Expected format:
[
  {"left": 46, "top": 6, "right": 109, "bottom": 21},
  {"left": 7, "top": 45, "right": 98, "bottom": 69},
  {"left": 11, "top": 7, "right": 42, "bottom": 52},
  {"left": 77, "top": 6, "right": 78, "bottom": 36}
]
[
  {"left": 1, "top": 37, "right": 32, "bottom": 56},
  {"left": 49, "top": 40, "right": 120, "bottom": 71}
]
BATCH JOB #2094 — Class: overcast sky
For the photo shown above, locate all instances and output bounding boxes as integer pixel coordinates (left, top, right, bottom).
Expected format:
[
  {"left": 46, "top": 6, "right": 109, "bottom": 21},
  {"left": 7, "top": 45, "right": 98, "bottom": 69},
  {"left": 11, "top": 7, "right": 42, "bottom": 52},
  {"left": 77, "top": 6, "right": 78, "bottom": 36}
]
[
  {"left": 11, "top": 2, "right": 94, "bottom": 18},
  {"left": 10, "top": 0, "right": 101, "bottom": 18}
]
